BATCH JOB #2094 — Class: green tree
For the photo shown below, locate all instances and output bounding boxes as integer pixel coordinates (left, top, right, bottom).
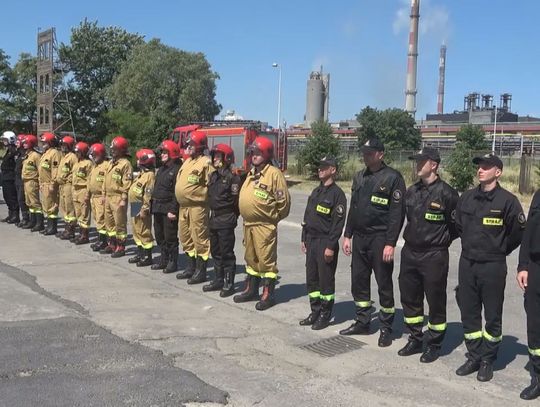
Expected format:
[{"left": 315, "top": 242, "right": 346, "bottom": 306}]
[
  {"left": 297, "top": 120, "right": 343, "bottom": 178},
  {"left": 0, "top": 49, "right": 13, "bottom": 129},
  {"left": 59, "top": 19, "right": 144, "bottom": 138},
  {"left": 446, "top": 124, "right": 489, "bottom": 192},
  {"left": 356, "top": 106, "right": 421, "bottom": 150},
  {"left": 107, "top": 39, "right": 220, "bottom": 150}
]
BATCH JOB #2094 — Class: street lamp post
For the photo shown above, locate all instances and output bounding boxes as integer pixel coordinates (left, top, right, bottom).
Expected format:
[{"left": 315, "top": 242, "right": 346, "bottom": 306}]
[{"left": 272, "top": 63, "right": 282, "bottom": 131}]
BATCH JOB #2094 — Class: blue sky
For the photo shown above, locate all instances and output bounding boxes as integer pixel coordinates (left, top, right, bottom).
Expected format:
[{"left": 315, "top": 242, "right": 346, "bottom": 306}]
[{"left": 2, "top": 0, "right": 540, "bottom": 126}]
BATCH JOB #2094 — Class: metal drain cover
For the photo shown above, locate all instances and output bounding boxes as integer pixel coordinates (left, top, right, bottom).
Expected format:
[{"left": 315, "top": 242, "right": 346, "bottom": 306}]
[{"left": 299, "top": 335, "right": 365, "bottom": 357}]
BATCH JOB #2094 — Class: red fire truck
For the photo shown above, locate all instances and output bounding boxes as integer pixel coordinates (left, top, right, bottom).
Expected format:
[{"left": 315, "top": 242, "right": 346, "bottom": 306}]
[{"left": 169, "top": 121, "right": 287, "bottom": 173}]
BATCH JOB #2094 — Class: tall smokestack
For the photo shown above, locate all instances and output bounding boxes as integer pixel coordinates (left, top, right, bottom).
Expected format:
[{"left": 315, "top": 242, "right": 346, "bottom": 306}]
[
  {"left": 405, "top": 0, "right": 420, "bottom": 117},
  {"left": 437, "top": 44, "right": 446, "bottom": 114}
]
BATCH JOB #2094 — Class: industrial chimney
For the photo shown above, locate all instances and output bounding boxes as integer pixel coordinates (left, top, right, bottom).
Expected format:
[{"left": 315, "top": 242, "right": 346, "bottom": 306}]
[
  {"left": 437, "top": 44, "right": 446, "bottom": 114},
  {"left": 405, "top": 0, "right": 420, "bottom": 116}
]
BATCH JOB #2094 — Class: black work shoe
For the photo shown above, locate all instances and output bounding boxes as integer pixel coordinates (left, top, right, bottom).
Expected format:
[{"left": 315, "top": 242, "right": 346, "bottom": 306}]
[
  {"left": 420, "top": 345, "right": 440, "bottom": 363},
  {"left": 202, "top": 279, "right": 224, "bottom": 292},
  {"left": 456, "top": 359, "right": 480, "bottom": 376},
  {"left": 339, "top": 321, "right": 370, "bottom": 336},
  {"left": 520, "top": 376, "right": 540, "bottom": 400},
  {"left": 311, "top": 313, "right": 331, "bottom": 330},
  {"left": 299, "top": 312, "right": 319, "bottom": 326},
  {"left": 477, "top": 361, "right": 493, "bottom": 382},
  {"left": 378, "top": 329, "right": 392, "bottom": 347},
  {"left": 398, "top": 340, "right": 423, "bottom": 356}
]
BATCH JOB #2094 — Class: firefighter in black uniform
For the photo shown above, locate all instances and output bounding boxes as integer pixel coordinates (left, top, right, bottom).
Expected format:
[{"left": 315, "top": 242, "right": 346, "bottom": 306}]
[
  {"left": 14, "top": 134, "right": 29, "bottom": 227},
  {"left": 152, "top": 140, "right": 182, "bottom": 273},
  {"left": 202, "top": 143, "right": 241, "bottom": 297},
  {"left": 517, "top": 189, "right": 540, "bottom": 400},
  {"left": 300, "top": 156, "right": 347, "bottom": 330},
  {"left": 398, "top": 147, "right": 459, "bottom": 363},
  {"left": 455, "top": 153, "right": 525, "bottom": 382},
  {"left": 340, "top": 138, "right": 406, "bottom": 347},
  {"left": 1, "top": 131, "right": 20, "bottom": 224}
]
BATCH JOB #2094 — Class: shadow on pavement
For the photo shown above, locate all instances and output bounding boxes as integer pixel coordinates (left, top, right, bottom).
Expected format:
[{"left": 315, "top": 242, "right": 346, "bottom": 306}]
[
  {"left": 276, "top": 283, "right": 306, "bottom": 304},
  {"left": 495, "top": 335, "right": 528, "bottom": 371},
  {"left": 440, "top": 322, "right": 463, "bottom": 356}
]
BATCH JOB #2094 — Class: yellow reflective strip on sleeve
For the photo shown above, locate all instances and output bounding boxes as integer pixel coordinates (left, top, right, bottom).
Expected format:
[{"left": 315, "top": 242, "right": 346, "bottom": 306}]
[
  {"left": 404, "top": 316, "right": 424, "bottom": 325},
  {"left": 98, "top": 230, "right": 107, "bottom": 235},
  {"left": 141, "top": 242, "right": 153, "bottom": 249},
  {"left": 428, "top": 322, "right": 447, "bottom": 331},
  {"left": 464, "top": 331, "right": 483, "bottom": 340},
  {"left": 117, "top": 233, "right": 127, "bottom": 239},
  {"left": 47, "top": 214, "right": 58, "bottom": 219},
  {"left": 380, "top": 307, "right": 395, "bottom": 314},
  {"left": 316, "top": 205, "right": 331, "bottom": 215},
  {"left": 425, "top": 213, "right": 445, "bottom": 221},
  {"left": 133, "top": 238, "right": 142, "bottom": 246},
  {"left": 483, "top": 330, "right": 502, "bottom": 342},
  {"left": 370, "top": 195, "right": 389, "bottom": 206},
  {"left": 483, "top": 217, "right": 503, "bottom": 226},
  {"left": 245, "top": 266, "right": 261, "bottom": 277},
  {"left": 262, "top": 272, "right": 278, "bottom": 279},
  {"left": 528, "top": 347, "right": 540, "bottom": 356},
  {"left": 308, "top": 291, "right": 321, "bottom": 299},
  {"left": 355, "top": 301, "right": 372, "bottom": 308},
  {"left": 107, "top": 231, "right": 116, "bottom": 237},
  {"left": 199, "top": 255, "right": 209, "bottom": 261},
  {"left": 320, "top": 293, "right": 335, "bottom": 301}
]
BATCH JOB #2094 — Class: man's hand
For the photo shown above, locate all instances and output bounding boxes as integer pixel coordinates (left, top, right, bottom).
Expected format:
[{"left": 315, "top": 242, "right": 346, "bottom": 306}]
[
  {"left": 324, "top": 248, "right": 334, "bottom": 263},
  {"left": 342, "top": 237, "right": 352, "bottom": 256},
  {"left": 167, "top": 212, "right": 177, "bottom": 220},
  {"left": 301, "top": 241, "right": 307, "bottom": 254},
  {"left": 382, "top": 245, "right": 395, "bottom": 263},
  {"left": 517, "top": 270, "right": 528, "bottom": 291}
]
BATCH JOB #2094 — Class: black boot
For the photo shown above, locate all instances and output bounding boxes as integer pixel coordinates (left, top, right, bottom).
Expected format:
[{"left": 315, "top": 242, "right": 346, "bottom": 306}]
[
  {"left": 7, "top": 210, "right": 19, "bottom": 224},
  {"left": 31, "top": 213, "right": 44, "bottom": 232},
  {"left": 312, "top": 299, "right": 334, "bottom": 330},
  {"left": 128, "top": 246, "right": 143, "bottom": 264},
  {"left": 39, "top": 217, "right": 50, "bottom": 234},
  {"left": 203, "top": 266, "right": 224, "bottom": 292},
  {"left": 398, "top": 339, "right": 423, "bottom": 356},
  {"left": 75, "top": 228, "right": 90, "bottom": 245},
  {"left": 521, "top": 375, "right": 540, "bottom": 400},
  {"left": 1, "top": 213, "right": 11, "bottom": 222},
  {"left": 44, "top": 218, "right": 58, "bottom": 236},
  {"left": 220, "top": 265, "right": 236, "bottom": 297},
  {"left": 61, "top": 222, "right": 76, "bottom": 240},
  {"left": 17, "top": 214, "right": 29, "bottom": 228},
  {"left": 255, "top": 278, "right": 276, "bottom": 311},
  {"left": 299, "top": 296, "right": 322, "bottom": 326},
  {"left": 92, "top": 234, "right": 108, "bottom": 252},
  {"left": 164, "top": 246, "right": 179, "bottom": 274},
  {"left": 233, "top": 275, "right": 260, "bottom": 303},
  {"left": 151, "top": 246, "right": 169, "bottom": 270},
  {"left": 188, "top": 258, "right": 207, "bottom": 285},
  {"left": 111, "top": 238, "right": 126, "bottom": 258},
  {"left": 176, "top": 255, "right": 196, "bottom": 279},
  {"left": 100, "top": 237, "right": 117, "bottom": 254},
  {"left": 137, "top": 248, "right": 153, "bottom": 267},
  {"left": 69, "top": 225, "right": 80, "bottom": 242},
  {"left": 22, "top": 213, "right": 36, "bottom": 229}
]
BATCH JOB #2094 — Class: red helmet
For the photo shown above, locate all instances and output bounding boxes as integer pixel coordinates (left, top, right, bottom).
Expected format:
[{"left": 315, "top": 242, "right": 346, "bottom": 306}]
[
  {"left": 110, "top": 136, "right": 129, "bottom": 154},
  {"left": 40, "top": 132, "right": 57, "bottom": 145},
  {"left": 61, "top": 136, "right": 75, "bottom": 149},
  {"left": 136, "top": 148, "right": 156, "bottom": 167},
  {"left": 89, "top": 143, "right": 106, "bottom": 160},
  {"left": 23, "top": 134, "right": 38, "bottom": 150},
  {"left": 211, "top": 143, "right": 235, "bottom": 166},
  {"left": 74, "top": 142, "right": 89, "bottom": 157},
  {"left": 186, "top": 130, "right": 207, "bottom": 152},
  {"left": 16, "top": 134, "right": 26, "bottom": 148},
  {"left": 160, "top": 140, "right": 181, "bottom": 160},
  {"left": 249, "top": 137, "right": 274, "bottom": 161}
]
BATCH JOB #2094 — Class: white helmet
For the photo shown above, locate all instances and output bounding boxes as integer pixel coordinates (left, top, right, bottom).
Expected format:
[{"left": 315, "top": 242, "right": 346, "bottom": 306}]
[{"left": 1, "top": 131, "right": 16, "bottom": 145}]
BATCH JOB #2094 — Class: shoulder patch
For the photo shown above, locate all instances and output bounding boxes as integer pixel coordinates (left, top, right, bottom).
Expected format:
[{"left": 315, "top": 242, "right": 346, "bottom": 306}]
[
  {"left": 276, "top": 189, "right": 285, "bottom": 200},
  {"left": 231, "top": 183, "right": 240, "bottom": 194},
  {"left": 392, "top": 190, "right": 402, "bottom": 202},
  {"left": 336, "top": 204, "right": 345, "bottom": 217},
  {"left": 126, "top": 173, "right": 133, "bottom": 180},
  {"left": 518, "top": 213, "right": 526, "bottom": 225},
  {"left": 451, "top": 210, "right": 456, "bottom": 221}
]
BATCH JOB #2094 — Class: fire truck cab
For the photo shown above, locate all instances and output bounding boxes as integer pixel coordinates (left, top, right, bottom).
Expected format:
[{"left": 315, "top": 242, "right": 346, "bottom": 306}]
[{"left": 169, "top": 121, "right": 287, "bottom": 173}]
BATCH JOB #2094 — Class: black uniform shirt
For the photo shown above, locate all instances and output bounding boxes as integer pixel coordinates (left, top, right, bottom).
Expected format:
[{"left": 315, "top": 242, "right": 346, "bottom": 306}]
[
  {"left": 518, "top": 189, "right": 540, "bottom": 270},
  {"left": 456, "top": 183, "right": 525, "bottom": 262},
  {"left": 403, "top": 177, "right": 459, "bottom": 250},
  {"left": 344, "top": 163, "right": 406, "bottom": 246},
  {"left": 151, "top": 161, "right": 181, "bottom": 215},
  {"left": 1, "top": 148, "right": 17, "bottom": 182},
  {"left": 208, "top": 167, "right": 241, "bottom": 230},
  {"left": 302, "top": 181, "right": 347, "bottom": 250}
]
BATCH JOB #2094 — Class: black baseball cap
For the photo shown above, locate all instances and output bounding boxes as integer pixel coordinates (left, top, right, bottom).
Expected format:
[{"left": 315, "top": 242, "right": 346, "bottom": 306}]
[
  {"left": 360, "top": 138, "right": 385, "bottom": 152},
  {"left": 409, "top": 147, "right": 441, "bottom": 163},
  {"left": 472, "top": 153, "right": 503, "bottom": 170},
  {"left": 319, "top": 156, "right": 338, "bottom": 170}
]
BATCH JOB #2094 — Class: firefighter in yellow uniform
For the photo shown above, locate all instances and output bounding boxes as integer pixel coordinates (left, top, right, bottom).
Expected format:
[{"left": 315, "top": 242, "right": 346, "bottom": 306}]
[
  {"left": 21, "top": 135, "right": 42, "bottom": 231},
  {"left": 234, "top": 137, "right": 291, "bottom": 310},
  {"left": 38, "top": 132, "right": 62, "bottom": 234},
  {"left": 127, "top": 148, "right": 156, "bottom": 267},
  {"left": 56, "top": 136, "right": 78, "bottom": 239},
  {"left": 88, "top": 143, "right": 109, "bottom": 252},
  {"left": 71, "top": 142, "right": 93, "bottom": 245},
  {"left": 100, "top": 136, "right": 133, "bottom": 258},
  {"left": 175, "top": 130, "right": 214, "bottom": 284}
]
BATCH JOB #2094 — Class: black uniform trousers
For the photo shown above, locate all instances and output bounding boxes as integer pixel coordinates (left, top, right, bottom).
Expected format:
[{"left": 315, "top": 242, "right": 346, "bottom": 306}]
[
  {"left": 458, "top": 256, "right": 507, "bottom": 363},
  {"left": 352, "top": 233, "right": 395, "bottom": 330},
  {"left": 209, "top": 227, "right": 236, "bottom": 271},
  {"left": 15, "top": 179, "right": 28, "bottom": 219},
  {"left": 153, "top": 212, "right": 179, "bottom": 252},
  {"left": 2, "top": 180, "right": 19, "bottom": 213},
  {"left": 306, "top": 237, "right": 338, "bottom": 304},
  {"left": 525, "top": 259, "right": 540, "bottom": 375},
  {"left": 399, "top": 245, "right": 449, "bottom": 347}
]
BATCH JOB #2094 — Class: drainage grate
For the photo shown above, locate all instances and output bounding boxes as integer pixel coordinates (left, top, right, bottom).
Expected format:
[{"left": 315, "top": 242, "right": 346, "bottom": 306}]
[{"left": 299, "top": 335, "right": 366, "bottom": 357}]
